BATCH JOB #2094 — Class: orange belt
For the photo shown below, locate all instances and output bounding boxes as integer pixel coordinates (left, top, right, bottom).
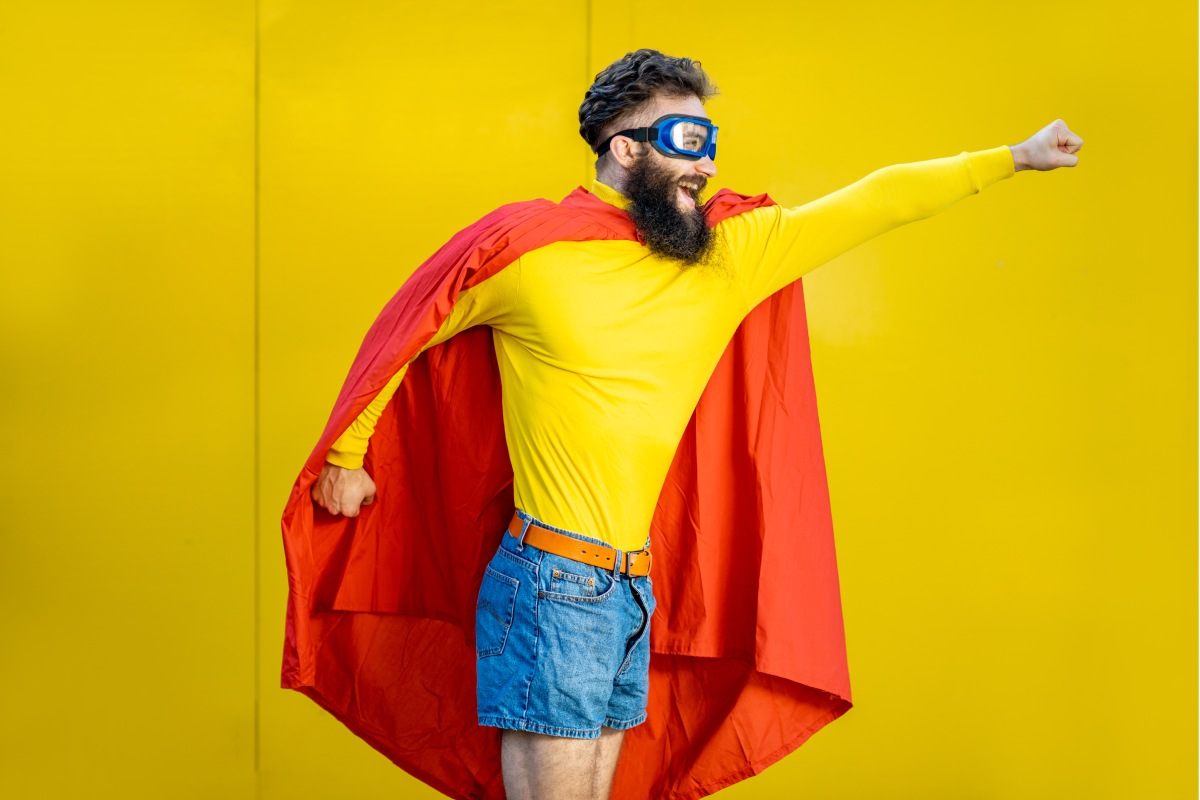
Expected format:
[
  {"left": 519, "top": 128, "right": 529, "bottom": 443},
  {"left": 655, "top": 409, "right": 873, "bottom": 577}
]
[{"left": 506, "top": 513, "right": 652, "bottom": 577}]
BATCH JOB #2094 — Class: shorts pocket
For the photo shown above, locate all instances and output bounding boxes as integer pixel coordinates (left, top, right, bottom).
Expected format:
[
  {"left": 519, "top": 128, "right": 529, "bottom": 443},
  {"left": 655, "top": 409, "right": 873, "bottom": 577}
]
[
  {"left": 550, "top": 566, "right": 599, "bottom": 598},
  {"left": 541, "top": 558, "right": 618, "bottom": 603},
  {"left": 476, "top": 566, "right": 519, "bottom": 659}
]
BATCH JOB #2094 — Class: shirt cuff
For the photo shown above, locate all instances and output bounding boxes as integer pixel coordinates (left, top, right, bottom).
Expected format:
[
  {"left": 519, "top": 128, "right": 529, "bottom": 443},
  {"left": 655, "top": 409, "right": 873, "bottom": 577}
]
[
  {"left": 325, "top": 448, "right": 365, "bottom": 470},
  {"left": 965, "top": 145, "right": 1017, "bottom": 192}
]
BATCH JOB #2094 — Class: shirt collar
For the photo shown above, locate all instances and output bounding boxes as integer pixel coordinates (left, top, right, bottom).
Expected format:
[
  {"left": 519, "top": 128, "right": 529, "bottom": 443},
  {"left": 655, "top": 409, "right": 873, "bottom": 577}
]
[{"left": 590, "top": 179, "right": 630, "bottom": 210}]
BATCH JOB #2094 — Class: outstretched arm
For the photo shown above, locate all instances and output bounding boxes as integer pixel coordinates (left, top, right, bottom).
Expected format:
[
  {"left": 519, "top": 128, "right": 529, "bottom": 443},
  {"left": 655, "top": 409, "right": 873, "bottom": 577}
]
[{"left": 727, "top": 119, "right": 1085, "bottom": 307}]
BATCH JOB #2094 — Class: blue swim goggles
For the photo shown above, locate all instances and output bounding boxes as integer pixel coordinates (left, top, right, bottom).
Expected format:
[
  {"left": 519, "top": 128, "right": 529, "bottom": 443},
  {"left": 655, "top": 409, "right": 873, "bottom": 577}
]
[{"left": 596, "top": 114, "right": 718, "bottom": 162}]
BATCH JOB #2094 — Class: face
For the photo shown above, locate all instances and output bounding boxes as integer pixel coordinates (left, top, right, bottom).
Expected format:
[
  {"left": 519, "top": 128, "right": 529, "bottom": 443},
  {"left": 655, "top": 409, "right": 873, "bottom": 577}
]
[
  {"left": 618, "top": 94, "right": 718, "bottom": 214},
  {"left": 610, "top": 95, "right": 720, "bottom": 265}
]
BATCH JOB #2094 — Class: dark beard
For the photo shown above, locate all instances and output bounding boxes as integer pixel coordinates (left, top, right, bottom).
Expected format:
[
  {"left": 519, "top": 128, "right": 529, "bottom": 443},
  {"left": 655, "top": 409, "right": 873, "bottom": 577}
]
[{"left": 624, "top": 155, "right": 715, "bottom": 266}]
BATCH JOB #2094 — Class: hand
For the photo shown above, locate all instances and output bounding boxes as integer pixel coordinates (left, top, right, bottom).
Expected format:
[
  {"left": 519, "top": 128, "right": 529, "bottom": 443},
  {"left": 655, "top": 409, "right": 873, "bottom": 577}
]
[
  {"left": 311, "top": 462, "right": 377, "bottom": 517},
  {"left": 1010, "top": 119, "right": 1084, "bottom": 171}
]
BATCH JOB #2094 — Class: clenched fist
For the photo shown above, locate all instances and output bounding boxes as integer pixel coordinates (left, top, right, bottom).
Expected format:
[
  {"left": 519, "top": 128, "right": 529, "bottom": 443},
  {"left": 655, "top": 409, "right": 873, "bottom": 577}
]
[
  {"left": 1011, "top": 119, "right": 1084, "bottom": 171},
  {"left": 311, "top": 462, "right": 377, "bottom": 517}
]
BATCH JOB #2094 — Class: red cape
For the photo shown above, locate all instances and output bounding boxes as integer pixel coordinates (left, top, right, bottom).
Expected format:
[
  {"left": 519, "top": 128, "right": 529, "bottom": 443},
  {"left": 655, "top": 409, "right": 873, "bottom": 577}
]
[{"left": 280, "top": 187, "right": 852, "bottom": 800}]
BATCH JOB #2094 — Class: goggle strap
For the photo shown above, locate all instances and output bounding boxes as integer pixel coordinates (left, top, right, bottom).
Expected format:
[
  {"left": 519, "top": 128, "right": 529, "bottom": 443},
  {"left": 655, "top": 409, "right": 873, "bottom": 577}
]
[
  {"left": 596, "top": 126, "right": 657, "bottom": 157},
  {"left": 594, "top": 116, "right": 716, "bottom": 160}
]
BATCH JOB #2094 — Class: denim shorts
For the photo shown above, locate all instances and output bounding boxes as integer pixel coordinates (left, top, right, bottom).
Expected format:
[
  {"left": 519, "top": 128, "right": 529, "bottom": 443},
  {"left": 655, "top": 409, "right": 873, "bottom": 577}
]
[{"left": 475, "top": 510, "right": 656, "bottom": 739}]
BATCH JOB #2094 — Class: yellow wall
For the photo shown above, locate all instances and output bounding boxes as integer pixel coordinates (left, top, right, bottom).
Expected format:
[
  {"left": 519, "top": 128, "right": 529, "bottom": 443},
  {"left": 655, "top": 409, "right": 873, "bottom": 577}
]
[
  {"left": 1, "top": 1, "right": 1193, "bottom": 798},
  {"left": 0, "top": 2, "right": 257, "bottom": 797}
]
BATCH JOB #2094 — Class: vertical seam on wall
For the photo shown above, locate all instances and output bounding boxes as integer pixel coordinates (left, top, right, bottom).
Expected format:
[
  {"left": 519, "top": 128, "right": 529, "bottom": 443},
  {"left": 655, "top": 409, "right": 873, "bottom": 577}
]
[
  {"left": 583, "top": 0, "right": 592, "bottom": 185},
  {"left": 253, "top": 0, "right": 262, "bottom": 783}
]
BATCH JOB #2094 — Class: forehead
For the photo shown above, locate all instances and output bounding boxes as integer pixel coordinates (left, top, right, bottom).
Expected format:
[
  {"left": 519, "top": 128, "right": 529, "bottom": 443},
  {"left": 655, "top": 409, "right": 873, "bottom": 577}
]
[{"left": 634, "top": 94, "right": 709, "bottom": 125}]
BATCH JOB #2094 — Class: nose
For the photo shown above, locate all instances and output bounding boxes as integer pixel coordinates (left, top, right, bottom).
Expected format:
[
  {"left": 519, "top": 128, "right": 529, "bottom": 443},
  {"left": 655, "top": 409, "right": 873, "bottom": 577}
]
[{"left": 695, "top": 156, "right": 717, "bottom": 179}]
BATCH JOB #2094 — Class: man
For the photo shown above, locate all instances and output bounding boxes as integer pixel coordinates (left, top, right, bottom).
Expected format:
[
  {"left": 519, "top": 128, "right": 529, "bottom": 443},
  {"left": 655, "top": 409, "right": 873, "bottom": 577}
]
[{"left": 284, "top": 49, "right": 1082, "bottom": 800}]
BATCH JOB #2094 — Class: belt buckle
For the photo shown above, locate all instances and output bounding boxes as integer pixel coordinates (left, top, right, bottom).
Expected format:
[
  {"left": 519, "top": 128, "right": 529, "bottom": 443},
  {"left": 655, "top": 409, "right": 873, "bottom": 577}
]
[{"left": 620, "top": 548, "right": 651, "bottom": 576}]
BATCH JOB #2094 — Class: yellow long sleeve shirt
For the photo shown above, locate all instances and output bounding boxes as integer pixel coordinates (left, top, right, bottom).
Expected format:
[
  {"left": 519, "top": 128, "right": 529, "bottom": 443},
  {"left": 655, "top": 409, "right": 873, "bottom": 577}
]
[{"left": 327, "top": 146, "right": 1016, "bottom": 549}]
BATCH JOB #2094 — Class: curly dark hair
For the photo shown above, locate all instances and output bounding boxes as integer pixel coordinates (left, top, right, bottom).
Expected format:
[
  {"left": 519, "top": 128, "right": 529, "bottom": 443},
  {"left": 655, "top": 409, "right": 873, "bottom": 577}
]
[{"left": 579, "top": 49, "right": 718, "bottom": 154}]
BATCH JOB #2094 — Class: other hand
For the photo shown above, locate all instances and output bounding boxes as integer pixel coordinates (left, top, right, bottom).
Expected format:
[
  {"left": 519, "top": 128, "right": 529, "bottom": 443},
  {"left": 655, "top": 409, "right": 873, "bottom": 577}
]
[
  {"left": 1011, "top": 119, "right": 1084, "bottom": 171},
  {"left": 311, "top": 462, "right": 377, "bottom": 517}
]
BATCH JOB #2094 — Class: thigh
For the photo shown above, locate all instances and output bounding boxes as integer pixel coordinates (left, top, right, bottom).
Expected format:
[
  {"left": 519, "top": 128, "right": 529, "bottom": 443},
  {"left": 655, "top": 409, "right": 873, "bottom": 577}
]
[
  {"left": 501, "top": 728, "right": 626, "bottom": 800},
  {"left": 477, "top": 536, "right": 638, "bottom": 738},
  {"left": 526, "top": 554, "right": 630, "bottom": 731}
]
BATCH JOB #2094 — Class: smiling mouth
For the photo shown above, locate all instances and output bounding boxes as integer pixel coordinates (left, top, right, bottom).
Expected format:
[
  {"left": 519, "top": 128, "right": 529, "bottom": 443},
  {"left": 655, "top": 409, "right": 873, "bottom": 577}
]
[{"left": 677, "top": 180, "right": 704, "bottom": 210}]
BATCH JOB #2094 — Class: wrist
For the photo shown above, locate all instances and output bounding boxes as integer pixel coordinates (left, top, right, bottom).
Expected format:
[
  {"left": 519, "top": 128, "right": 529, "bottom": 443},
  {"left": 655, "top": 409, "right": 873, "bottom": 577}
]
[{"left": 1008, "top": 143, "right": 1032, "bottom": 172}]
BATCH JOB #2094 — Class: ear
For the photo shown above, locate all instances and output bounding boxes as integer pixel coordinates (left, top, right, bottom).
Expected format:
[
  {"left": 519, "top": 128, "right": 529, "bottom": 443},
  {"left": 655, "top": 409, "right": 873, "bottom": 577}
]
[{"left": 607, "top": 137, "right": 645, "bottom": 170}]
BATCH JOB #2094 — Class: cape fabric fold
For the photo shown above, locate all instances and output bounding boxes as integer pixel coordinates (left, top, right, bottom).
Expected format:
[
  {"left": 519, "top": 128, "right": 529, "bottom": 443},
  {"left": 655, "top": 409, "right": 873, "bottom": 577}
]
[{"left": 280, "top": 187, "right": 852, "bottom": 800}]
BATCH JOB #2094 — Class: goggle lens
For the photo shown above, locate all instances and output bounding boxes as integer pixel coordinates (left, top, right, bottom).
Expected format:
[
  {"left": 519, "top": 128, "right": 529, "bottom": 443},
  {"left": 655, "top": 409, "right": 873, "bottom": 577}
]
[{"left": 667, "top": 120, "right": 713, "bottom": 156}]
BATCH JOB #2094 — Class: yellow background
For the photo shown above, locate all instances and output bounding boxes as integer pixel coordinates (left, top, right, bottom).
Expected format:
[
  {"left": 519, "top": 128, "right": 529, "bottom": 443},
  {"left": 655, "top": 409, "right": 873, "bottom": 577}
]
[{"left": 0, "top": 1, "right": 1194, "bottom": 798}]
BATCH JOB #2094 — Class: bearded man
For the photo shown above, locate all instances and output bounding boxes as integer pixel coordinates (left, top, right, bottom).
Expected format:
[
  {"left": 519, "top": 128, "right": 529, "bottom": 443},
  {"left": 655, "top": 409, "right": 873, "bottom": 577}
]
[{"left": 282, "top": 49, "right": 1083, "bottom": 800}]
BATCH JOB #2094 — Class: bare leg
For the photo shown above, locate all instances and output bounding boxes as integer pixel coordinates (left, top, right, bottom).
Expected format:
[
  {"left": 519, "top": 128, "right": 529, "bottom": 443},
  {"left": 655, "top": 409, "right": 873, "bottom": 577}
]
[
  {"left": 501, "top": 727, "right": 627, "bottom": 800},
  {"left": 591, "top": 727, "right": 626, "bottom": 800}
]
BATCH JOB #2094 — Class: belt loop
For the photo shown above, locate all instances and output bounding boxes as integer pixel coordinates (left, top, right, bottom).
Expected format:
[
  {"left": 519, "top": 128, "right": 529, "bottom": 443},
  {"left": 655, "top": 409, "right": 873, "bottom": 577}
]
[
  {"left": 516, "top": 512, "right": 533, "bottom": 551},
  {"left": 612, "top": 548, "right": 623, "bottom": 579}
]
